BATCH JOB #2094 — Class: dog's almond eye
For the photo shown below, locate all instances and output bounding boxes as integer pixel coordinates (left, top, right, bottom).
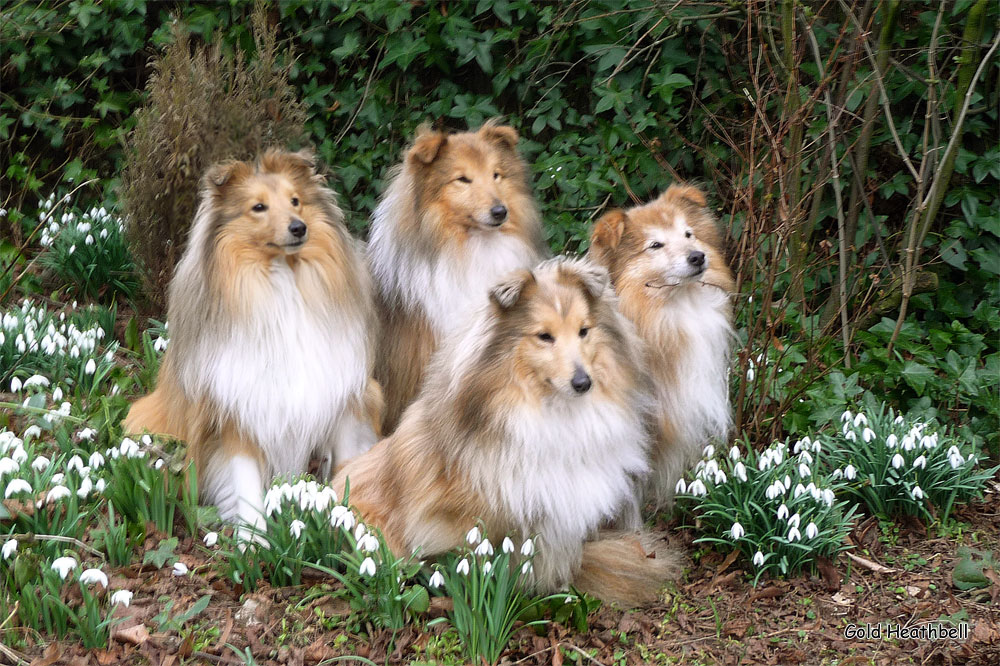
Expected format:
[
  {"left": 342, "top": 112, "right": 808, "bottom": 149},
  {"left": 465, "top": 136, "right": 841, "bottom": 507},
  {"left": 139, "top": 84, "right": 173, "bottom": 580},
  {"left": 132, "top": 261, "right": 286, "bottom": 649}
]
[
  {"left": 649, "top": 241, "right": 663, "bottom": 250},
  {"left": 579, "top": 327, "right": 589, "bottom": 338},
  {"left": 685, "top": 230, "right": 693, "bottom": 238},
  {"left": 493, "top": 172, "right": 501, "bottom": 180},
  {"left": 537, "top": 332, "right": 554, "bottom": 343},
  {"left": 252, "top": 203, "right": 267, "bottom": 212},
  {"left": 457, "top": 176, "right": 472, "bottom": 184},
  {"left": 291, "top": 197, "right": 300, "bottom": 207}
]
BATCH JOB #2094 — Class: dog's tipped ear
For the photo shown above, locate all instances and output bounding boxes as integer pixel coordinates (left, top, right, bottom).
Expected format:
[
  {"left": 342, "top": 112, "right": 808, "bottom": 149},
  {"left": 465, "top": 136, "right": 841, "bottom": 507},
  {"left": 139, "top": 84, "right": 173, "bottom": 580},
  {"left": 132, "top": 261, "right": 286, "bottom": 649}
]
[
  {"left": 202, "top": 159, "right": 253, "bottom": 192},
  {"left": 478, "top": 119, "right": 519, "bottom": 150},
  {"left": 588, "top": 209, "right": 627, "bottom": 266},
  {"left": 260, "top": 148, "right": 318, "bottom": 181},
  {"left": 408, "top": 124, "right": 448, "bottom": 166},
  {"left": 661, "top": 183, "right": 707, "bottom": 208},
  {"left": 490, "top": 269, "right": 535, "bottom": 310},
  {"left": 569, "top": 260, "right": 611, "bottom": 300}
]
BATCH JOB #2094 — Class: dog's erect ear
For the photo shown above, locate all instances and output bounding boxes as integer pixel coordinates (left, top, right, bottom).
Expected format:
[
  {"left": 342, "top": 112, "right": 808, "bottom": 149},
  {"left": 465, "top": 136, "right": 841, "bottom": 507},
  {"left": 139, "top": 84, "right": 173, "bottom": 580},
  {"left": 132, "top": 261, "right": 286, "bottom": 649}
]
[
  {"left": 478, "top": 119, "right": 519, "bottom": 151},
  {"left": 202, "top": 159, "right": 253, "bottom": 192},
  {"left": 568, "top": 260, "right": 610, "bottom": 301},
  {"left": 490, "top": 269, "right": 535, "bottom": 311},
  {"left": 661, "top": 183, "right": 707, "bottom": 208},
  {"left": 408, "top": 124, "right": 448, "bottom": 166},
  {"left": 588, "top": 209, "right": 627, "bottom": 266}
]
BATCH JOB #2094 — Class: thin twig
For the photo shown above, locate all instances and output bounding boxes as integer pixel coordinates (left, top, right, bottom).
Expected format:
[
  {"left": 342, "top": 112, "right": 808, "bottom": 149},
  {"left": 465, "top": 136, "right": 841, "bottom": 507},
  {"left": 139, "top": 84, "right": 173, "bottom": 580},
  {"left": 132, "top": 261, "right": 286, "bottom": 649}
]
[{"left": 9, "top": 533, "right": 105, "bottom": 558}]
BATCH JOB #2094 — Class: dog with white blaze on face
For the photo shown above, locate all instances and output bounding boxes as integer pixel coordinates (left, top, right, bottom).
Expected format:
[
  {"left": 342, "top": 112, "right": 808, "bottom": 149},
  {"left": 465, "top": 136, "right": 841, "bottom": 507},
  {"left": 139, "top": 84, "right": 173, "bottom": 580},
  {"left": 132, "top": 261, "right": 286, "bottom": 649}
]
[
  {"left": 367, "top": 120, "right": 548, "bottom": 434},
  {"left": 124, "top": 149, "right": 383, "bottom": 533},
  {"left": 333, "top": 256, "right": 680, "bottom": 606},
  {"left": 588, "top": 184, "right": 736, "bottom": 510}
]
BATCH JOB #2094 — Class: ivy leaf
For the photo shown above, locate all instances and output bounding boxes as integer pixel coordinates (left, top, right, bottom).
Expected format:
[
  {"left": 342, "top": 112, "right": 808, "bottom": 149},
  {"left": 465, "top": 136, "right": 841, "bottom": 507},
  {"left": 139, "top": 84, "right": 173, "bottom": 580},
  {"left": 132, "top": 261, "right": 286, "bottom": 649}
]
[
  {"left": 143, "top": 537, "right": 179, "bottom": 569},
  {"left": 900, "top": 361, "right": 934, "bottom": 395}
]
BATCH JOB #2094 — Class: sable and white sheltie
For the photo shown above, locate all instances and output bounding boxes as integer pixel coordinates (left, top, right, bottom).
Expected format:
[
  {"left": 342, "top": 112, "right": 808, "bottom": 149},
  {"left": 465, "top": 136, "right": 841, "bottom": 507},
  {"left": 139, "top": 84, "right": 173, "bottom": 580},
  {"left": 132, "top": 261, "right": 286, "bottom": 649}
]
[
  {"left": 333, "top": 257, "right": 678, "bottom": 605},
  {"left": 588, "top": 184, "right": 735, "bottom": 509},
  {"left": 367, "top": 120, "right": 547, "bottom": 433},
  {"left": 125, "top": 150, "right": 382, "bottom": 531}
]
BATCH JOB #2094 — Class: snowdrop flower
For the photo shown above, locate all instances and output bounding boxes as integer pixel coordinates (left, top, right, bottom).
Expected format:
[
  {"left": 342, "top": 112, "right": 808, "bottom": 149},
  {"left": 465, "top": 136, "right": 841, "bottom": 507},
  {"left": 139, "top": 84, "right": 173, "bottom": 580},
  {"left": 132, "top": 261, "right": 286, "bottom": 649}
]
[
  {"left": 289, "top": 519, "right": 306, "bottom": 539},
  {"left": 354, "top": 523, "right": 367, "bottom": 542},
  {"left": 891, "top": 454, "right": 905, "bottom": 469},
  {"left": 67, "top": 455, "right": 84, "bottom": 473},
  {"left": 52, "top": 556, "right": 78, "bottom": 579},
  {"left": 729, "top": 446, "right": 741, "bottom": 460},
  {"left": 713, "top": 469, "right": 727, "bottom": 485},
  {"left": 798, "top": 463, "right": 811, "bottom": 479},
  {"left": 10, "top": 447, "right": 27, "bottom": 464},
  {"left": 46, "top": 485, "right": 71, "bottom": 503},
  {"left": 923, "top": 433, "right": 938, "bottom": 449},
  {"left": 729, "top": 522, "right": 745, "bottom": 539},
  {"left": 822, "top": 489, "right": 835, "bottom": 506},
  {"left": 784, "top": 474, "right": 791, "bottom": 490},
  {"left": 84, "top": 359, "right": 96, "bottom": 374},
  {"left": 734, "top": 462, "right": 748, "bottom": 482},
  {"left": 203, "top": 532, "right": 218, "bottom": 547},
  {"left": 831, "top": 468, "right": 843, "bottom": 480},
  {"left": 844, "top": 464, "right": 857, "bottom": 480},
  {"left": 32, "top": 456, "right": 50, "bottom": 471},
  {"left": 840, "top": 410, "right": 853, "bottom": 423},
  {"left": 154, "top": 459, "right": 164, "bottom": 470},
  {"left": 80, "top": 568, "right": 108, "bottom": 588},
  {"left": 765, "top": 481, "right": 782, "bottom": 500},
  {"left": 520, "top": 538, "right": 535, "bottom": 557},
  {"left": 911, "top": 486, "right": 925, "bottom": 500},
  {"left": 88, "top": 451, "right": 104, "bottom": 469},
  {"left": 356, "top": 556, "right": 376, "bottom": 577},
  {"left": 10, "top": 377, "right": 22, "bottom": 392},
  {"left": 777, "top": 504, "right": 789, "bottom": 521},
  {"left": 746, "top": 366, "right": 755, "bottom": 382},
  {"left": 51, "top": 472, "right": 65, "bottom": 484},
  {"left": 173, "top": 562, "right": 189, "bottom": 576},
  {"left": 456, "top": 558, "right": 470, "bottom": 576},
  {"left": 793, "top": 483, "right": 806, "bottom": 498},
  {"left": 862, "top": 428, "right": 875, "bottom": 443},
  {"left": 474, "top": 539, "right": 494, "bottom": 557},
  {"left": 23, "top": 375, "right": 49, "bottom": 389},
  {"left": 703, "top": 444, "right": 715, "bottom": 458},
  {"left": 753, "top": 550, "right": 765, "bottom": 567},
  {"left": 110, "top": 590, "right": 133, "bottom": 607},
  {"left": 688, "top": 479, "right": 707, "bottom": 496},
  {"left": 853, "top": 413, "right": 868, "bottom": 427},
  {"left": 85, "top": 234, "right": 94, "bottom": 245},
  {"left": 5, "top": 479, "right": 32, "bottom": 498},
  {"left": 2, "top": 539, "right": 17, "bottom": 560},
  {"left": 799, "top": 450, "right": 813, "bottom": 465},
  {"left": 805, "top": 522, "right": 819, "bottom": 540},
  {"left": 844, "top": 430, "right": 857, "bottom": 442},
  {"left": 674, "top": 478, "right": 687, "bottom": 494},
  {"left": 428, "top": 570, "right": 445, "bottom": 589},
  {"left": 885, "top": 434, "right": 898, "bottom": 449},
  {"left": 465, "top": 526, "right": 481, "bottom": 545},
  {"left": 119, "top": 438, "right": 139, "bottom": 458},
  {"left": 51, "top": 386, "right": 63, "bottom": 401},
  {"left": 521, "top": 561, "right": 533, "bottom": 576},
  {"left": 330, "top": 505, "right": 353, "bottom": 530},
  {"left": 77, "top": 428, "right": 98, "bottom": 442},
  {"left": 912, "top": 455, "right": 926, "bottom": 469},
  {"left": 483, "top": 561, "right": 493, "bottom": 575},
  {"left": 787, "top": 527, "right": 801, "bottom": 542},
  {"left": 788, "top": 513, "right": 801, "bottom": 528},
  {"left": 95, "top": 478, "right": 106, "bottom": 493},
  {"left": 359, "top": 534, "right": 379, "bottom": 553},
  {"left": 502, "top": 537, "right": 515, "bottom": 554}
]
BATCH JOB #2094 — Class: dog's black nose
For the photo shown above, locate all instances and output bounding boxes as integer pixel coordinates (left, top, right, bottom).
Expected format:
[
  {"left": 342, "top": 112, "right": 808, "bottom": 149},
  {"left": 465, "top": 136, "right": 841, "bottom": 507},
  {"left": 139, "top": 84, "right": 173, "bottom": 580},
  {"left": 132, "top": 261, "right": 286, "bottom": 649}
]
[
  {"left": 571, "top": 367, "right": 592, "bottom": 394},
  {"left": 288, "top": 219, "right": 307, "bottom": 238},
  {"left": 687, "top": 250, "right": 705, "bottom": 267},
  {"left": 490, "top": 205, "right": 508, "bottom": 223}
]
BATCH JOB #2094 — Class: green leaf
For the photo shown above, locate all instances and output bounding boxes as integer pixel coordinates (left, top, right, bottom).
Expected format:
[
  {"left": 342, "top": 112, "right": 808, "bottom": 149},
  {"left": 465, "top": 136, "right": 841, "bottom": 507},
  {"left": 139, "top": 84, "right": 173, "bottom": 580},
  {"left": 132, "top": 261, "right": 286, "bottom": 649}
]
[
  {"left": 143, "top": 537, "right": 179, "bottom": 568},
  {"left": 900, "top": 361, "right": 934, "bottom": 395}
]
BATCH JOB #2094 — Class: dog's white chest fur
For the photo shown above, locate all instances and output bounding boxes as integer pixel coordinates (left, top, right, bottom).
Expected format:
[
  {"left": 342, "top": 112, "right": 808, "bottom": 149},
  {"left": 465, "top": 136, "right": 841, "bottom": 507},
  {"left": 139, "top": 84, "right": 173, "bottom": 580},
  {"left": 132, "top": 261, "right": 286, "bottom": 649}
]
[{"left": 192, "top": 260, "right": 368, "bottom": 476}]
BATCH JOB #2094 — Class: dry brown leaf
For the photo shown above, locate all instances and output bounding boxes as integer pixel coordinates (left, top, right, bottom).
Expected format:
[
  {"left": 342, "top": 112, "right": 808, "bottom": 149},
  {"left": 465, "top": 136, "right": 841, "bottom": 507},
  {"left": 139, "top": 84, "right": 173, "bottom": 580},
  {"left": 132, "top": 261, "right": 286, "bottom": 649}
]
[{"left": 113, "top": 623, "right": 150, "bottom": 646}]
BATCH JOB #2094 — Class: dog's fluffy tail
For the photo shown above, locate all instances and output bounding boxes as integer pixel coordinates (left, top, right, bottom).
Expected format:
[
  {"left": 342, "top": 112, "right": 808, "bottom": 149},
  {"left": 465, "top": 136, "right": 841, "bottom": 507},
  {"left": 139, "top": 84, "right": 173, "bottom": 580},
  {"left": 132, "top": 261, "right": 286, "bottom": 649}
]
[{"left": 574, "top": 531, "right": 682, "bottom": 606}]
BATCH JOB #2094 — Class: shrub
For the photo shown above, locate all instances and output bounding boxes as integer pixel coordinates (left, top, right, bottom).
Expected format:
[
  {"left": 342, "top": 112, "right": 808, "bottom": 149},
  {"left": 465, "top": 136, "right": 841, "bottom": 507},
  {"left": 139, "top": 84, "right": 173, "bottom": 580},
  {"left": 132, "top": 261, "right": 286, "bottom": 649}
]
[
  {"left": 819, "top": 405, "right": 998, "bottom": 524},
  {"left": 676, "top": 440, "right": 858, "bottom": 586},
  {"left": 118, "top": 2, "right": 307, "bottom": 304}
]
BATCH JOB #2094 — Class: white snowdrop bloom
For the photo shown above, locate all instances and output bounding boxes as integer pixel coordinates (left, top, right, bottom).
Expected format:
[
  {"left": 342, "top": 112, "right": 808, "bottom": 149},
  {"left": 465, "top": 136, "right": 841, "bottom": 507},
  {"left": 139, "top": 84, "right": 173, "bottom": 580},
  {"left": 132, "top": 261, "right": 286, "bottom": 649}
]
[
  {"left": 894, "top": 414, "right": 904, "bottom": 425},
  {"left": 52, "top": 556, "right": 78, "bottom": 579},
  {"left": 777, "top": 504, "right": 789, "bottom": 521},
  {"left": 787, "top": 527, "right": 801, "bottom": 542},
  {"left": 172, "top": 562, "right": 189, "bottom": 576},
  {"left": 902, "top": 436, "right": 916, "bottom": 451},
  {"left": 110, "top": 590, "right": 133, "bottom": 607},
  {"left": 809, "top": 485, "right": 822, "bottom": 502},
  {"left": 793, "top": 440, "right": 804, "bottom": 454},
  {"left": 119, "top": 438, "right": 139, "bottom": 458},
  {"left": 891, "top": 454, "right": 905, "bottom": 469},
  {"left": 729, "top": 446, "right": 741, "bottom": 460},
  {"left": 703, "top": 460, "right": 719, "bottom": 479},
  {"left": 793, "top": 483, "right": 806, "bottom": 498},
  {"left": 753, "top": 551, "right": 765, "bottom": 567},
  {"left": 798, "top": 463, "right": 811, "bottom": 479},
  {"left": 844, "top": 464, "right": 857, "bottom": 480},
  {"left": 757, "top": 455, "right": 770, "bottom": 472},
  {"left": 95, "top": 478, "right": 106, "bottom": 493},
  {"left": 154, "top": 459, "right": 164, "bottom": 470},
  {"left": 805, "top": 522, "right": 819, "bottom": 540},
  {"left": 333, "top": 506, "right": 355, "bottom": 531},
  {"left": 949, "top": 453, "right": 964, "bottom": 469},
  {"left": 822, "top": 489, "right": 835, "bottom": 506},
  {"left": 428, "top": 570, "right": 445, "bottom": 589},
  {"left": 862, "top": 428, "right": 875, "bottom": 443},
  {"left": 289, "top": 519, "right": 306, "bottom": 539},
  {"left": 967, "top": 453, "right": 976, "bottom": 463},
  {"left": 455, "top": 558, "right": 470, "bottom": 576},
  {"left": 354, "top": 523, "right": 367, "bottom": 541},
  {"left": 729, "top": 522, "right": 745, "bottom": 539},
  {"left": 688, "top": 479, "right": 707, "bottom": 496},
  {"left": 52, "top": 387, "right": 63, "bottom": 401},
  {"left": 51, "top": 472, "right": 65, "bottom": 485},
  {"left": 23, "top": 375, "right": 49, "bottom": 389},
  {"left": 765, "top": 482, "right": 782, "bottom": 500},
  {"left": 31, "top": 455, "right": 50, "bottom": 472},
  {"left": 502, "top": 537, "right": 515, "bottom": 554},
  {"left": 67, "top": 455, "right": 84, "bottom": 473},
  {"left": 784, "top": 475, "right": 791, "bottom": 490},
  {"left": 203, "top": 532, "right": 218, "bottom": 547},
  {"left": 99, "top": 228, "right": 109, "bottom": 239},
  {"left": 799, "top": 451, "right": 813, "bottom": 465},
  {"left": 359, "top": 534, "right": 379, "bottom": 553},
  {"left": 885, "top": 434, "right": 898, "bottom": 448},
  {"left": 153, "top": 336, "right": 168, "bottom": 352},
  {"left": 88, "top": 451, "right": 104, "bottom": 469},
  {"left": 79, "top": 428, "right": 97, "bottom": 441},
  {"left": 788, "top": 513, "right": 801, "bottom": 528},
  {"left": 464, "top": 526, "right": 481, "bottom": 545},
  {"left": 746, "top": 367, "right": 755, "bottom": 382},
  {"left": 68, "top": 245, "right": 76, "bottom": 255},
  {"left": 713, "top": 469, "right": 727, "bottom": 485},
  {"left": 5, "top": 479, "right": 32, "bottom": 497},
  {"left": 853, "top": 413, "right": 868, "bottom": 427},
  {"left": 521, "top": 561, "right": 533, "bottom": 576},
  {"left": 79, "top": 568, "right": 108, "bottom": 588},
  {"left": 10, "top": 377, "right": 22, "bottom": 392},
  {"left": 911, "top": 486, "right": 925, "bottom": 500},
  {"left": 840, "top": 410, "right": 853, "bottom": 423},
  {"left": 772, "top": 449, "right": 784, "bottom": 465},
  {"left": 831, "top": 468, "right": 843, "bottom": 480},
  {"left": 70, "top": 345, "right": 80, "bottom": 358},
  {"left": 734, "top": 462, "right": 748, "bottom": 482},
  {"left": 84, "top": 359, "right": 96, "bottom": 374},
  {"left": 674, "top": 478, "right": 687, "bottom": 494},
  {"left": 84, "top": 234, "right": 94, "bottom": 245},
  {"left": 703, "top": 444, "right": 715, "bottom": 458},
  {"left": 469, "top": 535, "right": 493, "bottom": 556},
  {"left": 921, "top": 435, "right": 937, "bottom": 450},
  {"left": 844, "top": 430, "right": 857, "bottom": 442},
  {"left": 2, "top": 539, "right": 17, "bottom": 560},
  {"left": 46, "top": 484, "right": 71, "bottom": 503},
  {"left": 912, "top": 455, "right": 927, "bottom": 469},
  {"left": 520, "top": 538, "right": 535, "bottom": 557}
]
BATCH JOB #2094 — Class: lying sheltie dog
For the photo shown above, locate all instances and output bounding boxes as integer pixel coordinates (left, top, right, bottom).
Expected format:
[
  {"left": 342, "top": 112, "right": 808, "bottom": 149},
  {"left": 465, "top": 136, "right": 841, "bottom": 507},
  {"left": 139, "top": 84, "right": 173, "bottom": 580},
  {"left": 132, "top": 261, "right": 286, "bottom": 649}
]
[
  {"left": 333, "top": 257, "right": 679, "bottom": 605},
  {"left": 125, "top": 149, "right": 382, "bottom": 531},
  {"left": 588, "top": 184, "right": 735, "bottom": 510},
  {"left": 367, "top": 120, "right": 547, "bottom": 433}
]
